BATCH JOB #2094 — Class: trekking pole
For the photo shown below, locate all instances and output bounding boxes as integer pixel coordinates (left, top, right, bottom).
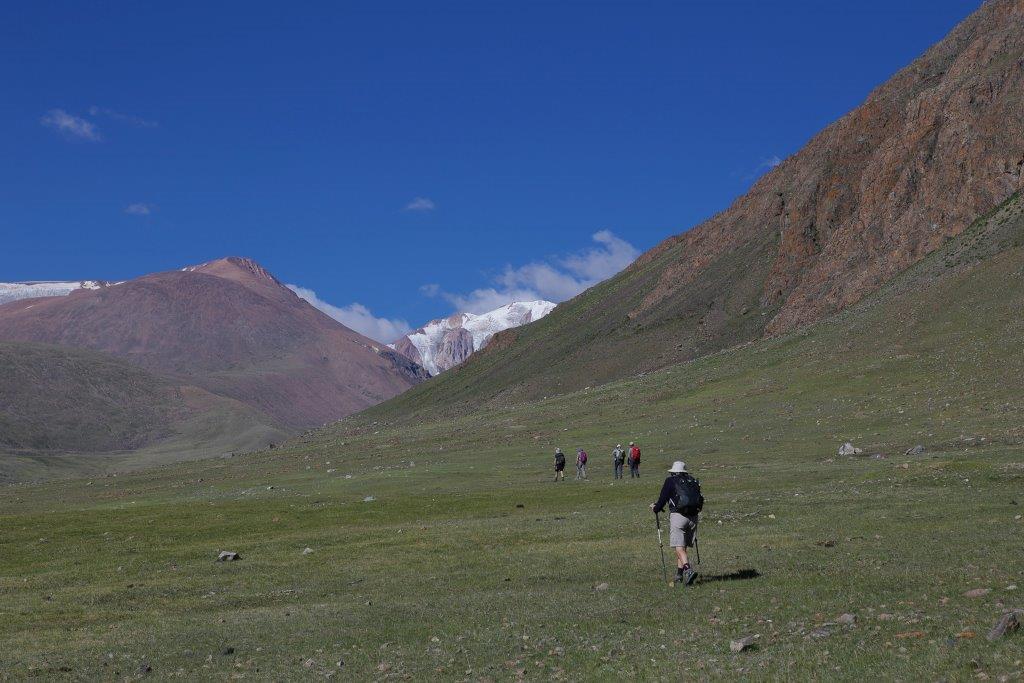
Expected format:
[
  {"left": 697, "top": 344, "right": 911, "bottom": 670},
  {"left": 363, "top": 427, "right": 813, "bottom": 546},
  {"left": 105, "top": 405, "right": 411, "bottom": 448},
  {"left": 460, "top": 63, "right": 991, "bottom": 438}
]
[
  {"left": 655, "top": 512, "right": 669, "bottom": 586},
  {"left": 694, "top": 530, "right": 701, "bottom": 566}
]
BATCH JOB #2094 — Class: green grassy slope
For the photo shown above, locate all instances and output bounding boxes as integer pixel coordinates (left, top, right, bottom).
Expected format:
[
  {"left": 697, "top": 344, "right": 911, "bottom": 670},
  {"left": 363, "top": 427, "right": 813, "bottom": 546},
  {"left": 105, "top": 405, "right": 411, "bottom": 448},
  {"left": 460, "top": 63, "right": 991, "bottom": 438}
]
[
  {"left": 0, "top": 342, "right": 180, "bottom": 453},
  {"left": 0, "top": 342, "right": 289, "bottom": 483},
  {"left": 0, "top": 196, "right": 1022, "bottom": 678}
]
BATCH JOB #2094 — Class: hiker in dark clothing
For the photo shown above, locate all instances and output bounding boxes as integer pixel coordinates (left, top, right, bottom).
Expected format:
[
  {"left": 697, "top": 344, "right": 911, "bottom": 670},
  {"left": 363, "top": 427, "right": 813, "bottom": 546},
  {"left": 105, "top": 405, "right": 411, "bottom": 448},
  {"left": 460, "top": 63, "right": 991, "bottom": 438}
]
[
  {"left": 650, "top": 461, "right": 703, "bottom": 586},
  {"left": 553, "top": 448, "right": 566, "bottom": 482},
  {"left": 628, "top": 442, "right": 641, "bottom": 478},
  {"left": 612, "top": 444, "right": 625, "bottom": 479}
]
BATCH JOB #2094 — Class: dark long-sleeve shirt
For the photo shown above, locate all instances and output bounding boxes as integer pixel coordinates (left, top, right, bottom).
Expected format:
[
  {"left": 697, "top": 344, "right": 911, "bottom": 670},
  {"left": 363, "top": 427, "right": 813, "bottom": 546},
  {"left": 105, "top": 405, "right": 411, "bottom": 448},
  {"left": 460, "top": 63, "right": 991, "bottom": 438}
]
[{"left": 652, "top": 475, "right": 679, "bottom": 514}]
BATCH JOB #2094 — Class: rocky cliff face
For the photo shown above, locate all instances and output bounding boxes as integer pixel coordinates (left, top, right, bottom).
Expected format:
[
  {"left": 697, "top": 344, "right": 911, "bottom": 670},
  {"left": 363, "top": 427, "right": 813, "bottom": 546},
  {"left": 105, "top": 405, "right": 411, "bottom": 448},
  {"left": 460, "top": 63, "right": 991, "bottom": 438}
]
[{"left": 636, "top": 0, "right": 1024, "bottom": 335}]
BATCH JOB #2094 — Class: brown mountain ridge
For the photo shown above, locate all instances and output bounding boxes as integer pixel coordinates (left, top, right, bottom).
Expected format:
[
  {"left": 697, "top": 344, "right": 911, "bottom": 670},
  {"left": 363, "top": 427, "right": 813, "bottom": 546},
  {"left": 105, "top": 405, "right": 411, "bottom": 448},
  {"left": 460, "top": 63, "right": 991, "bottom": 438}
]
[
  {"left": 0, "top": 257, "right": 428, "bottom": 452},
  {"left": 363, "top": 0, "right": 1024, "bottom": 418}
]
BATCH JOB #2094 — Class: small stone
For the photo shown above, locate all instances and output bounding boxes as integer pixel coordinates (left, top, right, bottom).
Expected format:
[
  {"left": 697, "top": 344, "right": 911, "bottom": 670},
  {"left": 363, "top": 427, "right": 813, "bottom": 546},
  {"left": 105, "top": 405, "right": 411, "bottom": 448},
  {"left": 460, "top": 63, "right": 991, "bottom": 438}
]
[
  {"left": 837, "top": 613, "right": 857, "bottom": 625},
  {"left": 304, "top": 658, "right": 317, "bottom": 668},
  {"left": 595, "top": 582, "right": 610, "bottom": 591},
  {"left": 878, "top": 613, "right": 895, "bottom": 621},
  {"left": 987, "top": 611, "right": 1021, "bottom": 641},
  {"left": 217, "top": 551, "right": 240, "bottom": 562},
  {"left": 363, "top": 496, "right": 375, "bottom": 503},
  {"left": 904, "top": 445, "right": 925, "bottom": 456},
  {"left": 302, "top": 547, "right": 314, "bottom": 555},
  {"left": 138, "top": 664, "right": 152, "bottom": 674},
  {"left": 807, "top": 627, "right": 830, "bottom": 639},
  {"left": 898, "top": 463, "right": 910, "bottom": 470},
  {"left": 964, "top": 588, "right": 991, "bottom": 598},
  {"left": 730, "top": 634, "right": 758, "bottom": 652},
  {"left": 222, "top": 647, "right": 235, "bottom": 656},
  {"left": 767, "top": 514, "right": 776, "bottom": 520},
  {"left": 515, "top": 504, "right": 524, "bottom": 509},
  {"left": 894, "top": 630, "right": 925, "bottom": 639},
  {"left": 838, "top": 442, "right": 863, "bottom": 456}
]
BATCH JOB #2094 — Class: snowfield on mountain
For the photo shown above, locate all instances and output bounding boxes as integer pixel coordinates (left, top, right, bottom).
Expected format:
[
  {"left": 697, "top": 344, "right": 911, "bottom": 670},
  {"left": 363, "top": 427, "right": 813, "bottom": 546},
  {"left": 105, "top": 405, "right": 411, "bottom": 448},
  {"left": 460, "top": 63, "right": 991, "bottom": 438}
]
[{"left": 391, "top": 300, "right": 556, "bottom": 375}]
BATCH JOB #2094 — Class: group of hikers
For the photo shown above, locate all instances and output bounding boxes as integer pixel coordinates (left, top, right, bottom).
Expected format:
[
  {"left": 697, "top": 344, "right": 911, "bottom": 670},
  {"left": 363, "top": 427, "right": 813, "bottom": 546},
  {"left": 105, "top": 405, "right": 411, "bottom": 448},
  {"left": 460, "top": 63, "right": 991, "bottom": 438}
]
[
  {"left": 551, "top": 442, "right": 704, "bottom": 587},
  {"left": 552, "top": 442, "right": 641, "bottom": 481}
]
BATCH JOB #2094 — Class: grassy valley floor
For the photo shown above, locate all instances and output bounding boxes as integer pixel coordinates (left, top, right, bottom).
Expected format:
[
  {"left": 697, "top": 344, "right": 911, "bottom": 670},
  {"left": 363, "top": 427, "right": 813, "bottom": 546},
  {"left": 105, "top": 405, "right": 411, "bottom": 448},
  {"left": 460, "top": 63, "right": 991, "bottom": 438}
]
[{"left": 2, "top": 198, "right": 1024, "bottom": 679}]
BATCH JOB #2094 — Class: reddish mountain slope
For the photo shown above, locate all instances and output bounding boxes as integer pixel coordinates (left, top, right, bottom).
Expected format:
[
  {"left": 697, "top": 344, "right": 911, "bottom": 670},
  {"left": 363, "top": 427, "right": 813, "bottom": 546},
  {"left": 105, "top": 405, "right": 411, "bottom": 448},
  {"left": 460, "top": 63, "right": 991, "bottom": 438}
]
[
  {"left": 0, "top": 257, "right": 427, "bottom": 429},
  {"left": 638, "top": 0, "right": 1024, "bottom": 334}
]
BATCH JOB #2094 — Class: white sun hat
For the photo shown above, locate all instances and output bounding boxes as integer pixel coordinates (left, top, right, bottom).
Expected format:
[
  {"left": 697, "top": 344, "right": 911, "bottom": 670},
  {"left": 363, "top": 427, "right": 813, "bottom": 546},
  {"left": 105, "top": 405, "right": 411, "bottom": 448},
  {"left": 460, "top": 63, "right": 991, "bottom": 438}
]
[{"left": 668, "top": 461, "right": 687, "bottom": 473}]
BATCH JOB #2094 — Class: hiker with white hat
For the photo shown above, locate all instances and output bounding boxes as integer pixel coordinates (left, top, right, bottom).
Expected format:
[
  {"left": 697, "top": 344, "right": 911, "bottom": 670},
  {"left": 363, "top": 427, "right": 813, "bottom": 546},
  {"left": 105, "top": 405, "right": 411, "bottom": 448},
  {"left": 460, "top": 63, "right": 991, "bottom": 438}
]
[{"left": 650, "top": 460, "right": 704, "bottom": 586}]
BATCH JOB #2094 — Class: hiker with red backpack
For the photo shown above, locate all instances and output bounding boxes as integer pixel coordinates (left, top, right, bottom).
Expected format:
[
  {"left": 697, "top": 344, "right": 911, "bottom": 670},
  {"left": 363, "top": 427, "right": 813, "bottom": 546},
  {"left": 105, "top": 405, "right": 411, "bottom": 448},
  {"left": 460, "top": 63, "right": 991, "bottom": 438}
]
[
  {"left": 628, "top": 442, "right": 641, "bottom": 478},
  {"left": 650, "top": 461, "right": 704, "bottom": 586},
  {"left": 575, "top": 448, "right": 588, "bottom": 480}
]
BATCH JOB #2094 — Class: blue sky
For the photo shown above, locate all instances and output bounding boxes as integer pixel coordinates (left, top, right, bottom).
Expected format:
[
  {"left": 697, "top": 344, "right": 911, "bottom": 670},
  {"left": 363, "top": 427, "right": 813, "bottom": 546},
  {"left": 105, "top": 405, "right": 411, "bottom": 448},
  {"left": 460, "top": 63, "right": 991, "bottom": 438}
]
[{"left": 1, "top": 0, "right": 980, "bottom": 341}]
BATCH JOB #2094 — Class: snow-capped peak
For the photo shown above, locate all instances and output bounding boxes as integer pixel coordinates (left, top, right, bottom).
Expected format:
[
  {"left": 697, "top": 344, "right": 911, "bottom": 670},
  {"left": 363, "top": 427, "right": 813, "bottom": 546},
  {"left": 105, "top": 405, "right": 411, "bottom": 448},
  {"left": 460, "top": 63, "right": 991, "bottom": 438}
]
[
  {"left": 0, "top": 280, "right": 106, "bottom": 306},
  {"left": 390, "top": 300, "right": 556, "bottom": 375}
]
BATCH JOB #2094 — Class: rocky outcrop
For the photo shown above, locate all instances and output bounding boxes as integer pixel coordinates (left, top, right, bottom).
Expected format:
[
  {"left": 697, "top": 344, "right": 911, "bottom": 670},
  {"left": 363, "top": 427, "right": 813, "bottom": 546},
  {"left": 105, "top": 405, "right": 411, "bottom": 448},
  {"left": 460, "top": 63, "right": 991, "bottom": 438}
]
[{"left": 434, "top": 327, "right": 475, "bottom": 372}]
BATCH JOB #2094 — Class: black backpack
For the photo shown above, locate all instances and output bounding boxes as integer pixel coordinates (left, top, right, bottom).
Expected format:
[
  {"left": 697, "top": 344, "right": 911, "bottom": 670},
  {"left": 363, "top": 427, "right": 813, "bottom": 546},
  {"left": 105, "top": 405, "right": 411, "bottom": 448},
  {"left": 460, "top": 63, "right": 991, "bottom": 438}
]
[
  {"left": 671, "top": 474, "right": 704, "bottom": 515},
  {"left": 555, "top": 452, "right": 566, "bottom": 466}
]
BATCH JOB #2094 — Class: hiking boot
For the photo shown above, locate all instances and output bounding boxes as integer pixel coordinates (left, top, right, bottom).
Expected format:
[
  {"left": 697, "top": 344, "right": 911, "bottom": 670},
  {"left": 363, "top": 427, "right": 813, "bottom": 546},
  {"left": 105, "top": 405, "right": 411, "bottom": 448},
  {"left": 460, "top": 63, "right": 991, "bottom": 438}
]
[{"left": 683, "top": 567, "right": 698, "bottom": 586}]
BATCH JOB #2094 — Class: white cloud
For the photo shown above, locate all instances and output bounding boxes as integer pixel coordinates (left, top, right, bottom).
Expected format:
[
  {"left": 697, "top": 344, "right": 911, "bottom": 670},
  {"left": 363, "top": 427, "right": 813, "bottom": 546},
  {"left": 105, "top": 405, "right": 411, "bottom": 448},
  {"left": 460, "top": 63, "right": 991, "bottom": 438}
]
[
  {"left": 41, "top": 109, "right": 101, "bottom": 141},
  {"left": 287, "top": 284, "right": 411, "bottom": 343},
  {"left": 405, "top": 197, "right": 436, "bottom": 212},
  {"left": 426, "top": 230, "right": 640, "bottom": 314},
  {"left": 124, "top": 203, "right": 154, "bottom": 215},
  {"left": 88, "top": 106, "right": 159, "bottom": 128}
]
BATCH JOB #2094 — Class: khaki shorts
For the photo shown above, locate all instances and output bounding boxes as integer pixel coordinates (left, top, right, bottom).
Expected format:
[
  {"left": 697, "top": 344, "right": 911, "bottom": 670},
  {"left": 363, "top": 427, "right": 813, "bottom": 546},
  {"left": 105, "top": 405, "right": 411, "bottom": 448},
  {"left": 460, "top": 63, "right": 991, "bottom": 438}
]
[{"left": 669, "top": 512, "right": 698, "bottom": 548}]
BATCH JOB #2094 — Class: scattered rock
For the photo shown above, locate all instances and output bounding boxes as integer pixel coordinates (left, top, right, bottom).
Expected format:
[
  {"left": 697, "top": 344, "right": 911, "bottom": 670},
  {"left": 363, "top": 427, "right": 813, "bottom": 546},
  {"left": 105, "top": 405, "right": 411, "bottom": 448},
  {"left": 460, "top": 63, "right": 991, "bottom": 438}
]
[
  {"left": 898, "top": 463, "right": 910, "bottom": 470},
  {"left": 515, "top": 504, "right": 525, "bottom": 509},
  {"left": 217, "top": 551, "right": 240, "bottom": 562},
  {"left": 363, "top": 496, "right": 375, "bottom": 503},
  {"left": 905, "top": 445, "right": 925, "bottom": 456},
  {"left": 304, "top": 658, "right": 317, "bottom": 668},
  {"left": 878, "top": 613, "right": 895, "bottom": 621},
  {"left": 302, "top": 547, "right": 314, "bottom": 555},
  {"left": 729, "top": 634, "right": 758, "bottom": 652},
  {"left": 807, "top": 627, "right": 830, "bottom": 639},
  {"left": 837, "top": 613, "right": 857, "bottom": 625},
  {"left": 221, "top": 647, "right": 235, "bottom": 656},
  {"left": 987, "top": 611, "right": 1021, "bottom": 641},
  {"left": 594, "top": 582, "right": 610, "bottom": 591},
  {"left": 838, "top": 442, "right": 863, "bottom": 456},
  {"left": 964, "top": 588, "right": 991, "bottom": 598},
  {"left": 815, "top": 539, "right": 836, "bottom": 548},
  {"left": 894, "top": 630, "right": 925, "bottom": 639},
  {"left": 138, "top": 664, "right": 152, "bottom": 675}
]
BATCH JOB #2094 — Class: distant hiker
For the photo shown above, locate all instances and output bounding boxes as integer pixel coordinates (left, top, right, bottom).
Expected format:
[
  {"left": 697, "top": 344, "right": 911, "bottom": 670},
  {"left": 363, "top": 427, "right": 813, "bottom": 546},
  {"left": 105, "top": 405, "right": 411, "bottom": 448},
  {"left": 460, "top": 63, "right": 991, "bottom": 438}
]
[
  {"left": 628, "top": 442, "right": 641, "bottom": 478},
  {"left": 612, "top": 444, "right": 626, "bottom": 479},
  {"left": 650, "top": 461, "right": 704, "bottom": 586},
  {"left": 553, "top": 448, "right": 566, "bottom": 482},
  {"left": 576, "top": 448, "right": 589, "bottom": 480}
]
